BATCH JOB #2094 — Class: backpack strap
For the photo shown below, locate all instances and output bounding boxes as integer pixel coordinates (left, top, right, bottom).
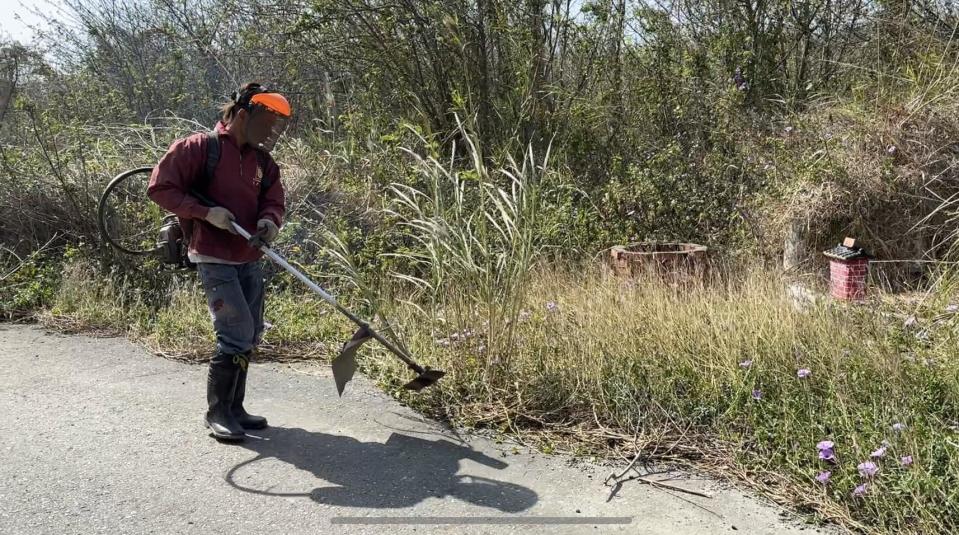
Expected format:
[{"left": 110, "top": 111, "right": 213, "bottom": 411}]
[
  {"left": 255, "top": 149, "right": 273, "bottom": 194},
  {"left": 206, "top": 131, "right": 221, "bottom": 186},
  {"left": 190, "top": 131, "right": 220, "bottom": 197}
]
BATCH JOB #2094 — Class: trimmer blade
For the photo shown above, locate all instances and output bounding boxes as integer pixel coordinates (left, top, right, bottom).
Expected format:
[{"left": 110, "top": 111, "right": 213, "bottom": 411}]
[{"left": 332, "top": 326, "right": 372, "bottom": 396}]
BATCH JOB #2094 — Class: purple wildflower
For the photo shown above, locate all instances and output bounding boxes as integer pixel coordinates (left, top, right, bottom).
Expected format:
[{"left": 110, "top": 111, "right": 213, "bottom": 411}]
[
  {"left": 752, "top": 389, "right": 762, "bottom": 400},
  {"left": 901, "top": 455, "right": 913, "bottom": 467},
  {"left": 545, "top": 301, "right": 559, "bottom": 313},
  {"left": 817, "top": 441, "right": 837, "bottom": 462},
  {"left": 797, "top": 368, "right": 812, "bottom": 379},
  {"left": 816, "top": 471, "right": 831, "bottom": 484},
  {"left": 739, "top": 360, "right": 753, "bottom": 369},
  {"left": 858, "top": 461, "right": 879, "bottom": 478},
  {"left": 871, "top": 446, "right": 887, "bottom": 459},
  {"left": 852, "top": 483, "right": 868, "bottom": 498}
]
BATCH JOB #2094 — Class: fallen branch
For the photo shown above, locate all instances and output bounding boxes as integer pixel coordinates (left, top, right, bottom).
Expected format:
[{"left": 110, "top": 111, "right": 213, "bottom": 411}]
[
  {"left": 607, "top": 471, "right": 713, "bottom": 499},
  {"left": 605, "top": 438, "right": 713, "bottom": 500}
]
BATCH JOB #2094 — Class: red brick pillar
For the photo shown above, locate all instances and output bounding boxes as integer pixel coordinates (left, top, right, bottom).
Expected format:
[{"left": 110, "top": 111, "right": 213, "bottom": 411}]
[{"left": 829, "top": 257, "right": 869, "bottom": 301}]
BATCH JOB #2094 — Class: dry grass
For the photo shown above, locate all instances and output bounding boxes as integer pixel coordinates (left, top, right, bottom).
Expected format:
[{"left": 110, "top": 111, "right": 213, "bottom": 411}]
[{"left": 351, "top": 264, "right": 959, "bottom": 534}]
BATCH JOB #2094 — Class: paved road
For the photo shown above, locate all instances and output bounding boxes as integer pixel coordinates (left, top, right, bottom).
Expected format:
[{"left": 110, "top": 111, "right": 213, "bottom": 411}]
[{"left": 0, "top": 325, "right": 830, "bottom": 534}]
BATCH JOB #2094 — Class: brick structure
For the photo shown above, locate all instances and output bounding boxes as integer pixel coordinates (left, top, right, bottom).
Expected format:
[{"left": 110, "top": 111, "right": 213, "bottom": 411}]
[
  {"left": 828, "top": 257, "right": 869, "bottom": 300},
  {"left": 824, "top": 237, "right": 870, "bottom": 301}
]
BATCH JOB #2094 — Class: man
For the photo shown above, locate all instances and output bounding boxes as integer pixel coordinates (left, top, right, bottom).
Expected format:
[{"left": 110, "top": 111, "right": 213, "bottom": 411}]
[{"left": 147, "top": 82, "right": 292, "bottom": 441}]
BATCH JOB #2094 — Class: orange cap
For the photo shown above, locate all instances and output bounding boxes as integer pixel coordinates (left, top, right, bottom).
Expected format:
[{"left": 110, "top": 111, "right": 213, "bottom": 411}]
[{"left": 250, "top": 92, "right": 292, "bottom": 117}]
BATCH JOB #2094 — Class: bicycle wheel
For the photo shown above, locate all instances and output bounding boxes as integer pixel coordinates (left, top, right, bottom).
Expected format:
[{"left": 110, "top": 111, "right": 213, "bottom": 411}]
[{"left": 97, "top": 167, "right": 167, "bottom": 256}]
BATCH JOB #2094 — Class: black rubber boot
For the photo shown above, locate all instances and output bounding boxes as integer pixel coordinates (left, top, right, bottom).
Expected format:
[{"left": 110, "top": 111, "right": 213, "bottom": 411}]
[
  {"left": 232, "top": 352, "right": 268, "bottom": 430},
  {"left": 204, "top": 352, "right": 245, "bottom": 441}
]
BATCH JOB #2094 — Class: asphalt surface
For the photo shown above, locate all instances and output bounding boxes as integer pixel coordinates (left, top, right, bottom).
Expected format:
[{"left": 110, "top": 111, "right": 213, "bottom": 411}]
[{"left": 0, "top": 324, "right": 832, "bottom": 534}]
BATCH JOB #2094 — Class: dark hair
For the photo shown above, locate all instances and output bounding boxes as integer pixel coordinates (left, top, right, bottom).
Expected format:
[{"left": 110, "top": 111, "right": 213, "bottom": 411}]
[{"left": 219, "top": 82, "right": 266, "bottom": 122}]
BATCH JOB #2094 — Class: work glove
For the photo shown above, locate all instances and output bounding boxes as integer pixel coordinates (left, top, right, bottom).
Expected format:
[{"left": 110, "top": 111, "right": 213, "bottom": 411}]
[
  {"left": 248, "top": 218, "right": 279, "bottom": 248},
  {"left": 204, "top": 207, "right": 237, "bottom": 234}
]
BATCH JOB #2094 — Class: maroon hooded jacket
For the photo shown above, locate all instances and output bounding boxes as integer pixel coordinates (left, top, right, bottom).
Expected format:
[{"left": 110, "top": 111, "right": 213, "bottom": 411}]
[{"left": 147, "top": 122, "right": 285, "bottom": 264}]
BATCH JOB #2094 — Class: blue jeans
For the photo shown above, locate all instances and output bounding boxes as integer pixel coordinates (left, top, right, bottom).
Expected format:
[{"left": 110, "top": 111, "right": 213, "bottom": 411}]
[{"left": 197, "top": 262, "right": 265, "bottom": 356}]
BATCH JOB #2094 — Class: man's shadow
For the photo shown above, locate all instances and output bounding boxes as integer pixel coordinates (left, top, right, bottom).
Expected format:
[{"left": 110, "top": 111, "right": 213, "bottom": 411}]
[{"left": 226, "top": 427, "right": 538, "bottom": 513}]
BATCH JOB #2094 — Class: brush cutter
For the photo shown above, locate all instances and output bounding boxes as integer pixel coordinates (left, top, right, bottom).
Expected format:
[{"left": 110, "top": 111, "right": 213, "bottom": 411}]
[
  {"left": 231, "top": 220, "right": 445, "bottom": 395},
  {"left": 184, "top": 187, "right": 444, "bottom": 396}
]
